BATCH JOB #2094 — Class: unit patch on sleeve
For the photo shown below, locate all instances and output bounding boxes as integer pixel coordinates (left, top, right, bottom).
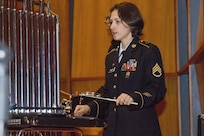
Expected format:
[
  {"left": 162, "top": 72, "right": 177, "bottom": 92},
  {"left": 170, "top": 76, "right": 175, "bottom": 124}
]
[{"left": 152, "top": 63, "right": 162, "bottom": 77}]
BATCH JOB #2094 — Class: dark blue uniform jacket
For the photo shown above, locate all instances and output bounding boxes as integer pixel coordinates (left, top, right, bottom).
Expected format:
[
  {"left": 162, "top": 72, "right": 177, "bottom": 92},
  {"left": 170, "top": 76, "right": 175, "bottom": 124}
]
[{"left": 88, "top": 37, "right": 166, "bottom": 136}]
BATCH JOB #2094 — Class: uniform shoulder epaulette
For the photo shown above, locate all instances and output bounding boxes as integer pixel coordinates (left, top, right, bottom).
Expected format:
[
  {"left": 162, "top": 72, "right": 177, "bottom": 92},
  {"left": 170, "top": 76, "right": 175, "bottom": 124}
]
[
  {"left": 107, "top": 46, "right": 119, "bottom": 55},
  {"left": 139, "top": 40, "right": 151, "bottom": 48}
]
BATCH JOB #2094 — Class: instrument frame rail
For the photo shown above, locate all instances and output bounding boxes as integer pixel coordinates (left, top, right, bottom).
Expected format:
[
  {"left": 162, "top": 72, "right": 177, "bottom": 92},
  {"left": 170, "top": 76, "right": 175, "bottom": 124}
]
[
  {"left": 7, "top": 113, "right": 104, "bottom": 136},
  {"left": 7, "top": 113, "right": 104, "bottom": 128}
]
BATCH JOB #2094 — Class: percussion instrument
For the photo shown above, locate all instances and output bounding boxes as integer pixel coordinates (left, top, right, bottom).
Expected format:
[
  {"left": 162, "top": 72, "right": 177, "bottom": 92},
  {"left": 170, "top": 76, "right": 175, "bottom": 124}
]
[{"left": 2, "top": 0, "right": 104, "bottom": 135}]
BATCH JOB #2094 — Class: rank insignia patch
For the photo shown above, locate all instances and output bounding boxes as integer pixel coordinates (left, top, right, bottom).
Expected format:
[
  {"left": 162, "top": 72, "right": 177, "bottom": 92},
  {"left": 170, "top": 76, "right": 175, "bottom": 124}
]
[{"left": 152, "top": 63, "right": 162, "bottom": 77}]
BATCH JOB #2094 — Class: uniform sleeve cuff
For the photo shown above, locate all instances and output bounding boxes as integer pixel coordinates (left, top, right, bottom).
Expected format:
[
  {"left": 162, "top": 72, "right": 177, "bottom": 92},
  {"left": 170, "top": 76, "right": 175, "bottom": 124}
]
[
  {"left": 128, "top": 91, "right": 144, "bottom": 111},
  {"left": 87, "top": 100, "right": 99, "bottom": 118}
]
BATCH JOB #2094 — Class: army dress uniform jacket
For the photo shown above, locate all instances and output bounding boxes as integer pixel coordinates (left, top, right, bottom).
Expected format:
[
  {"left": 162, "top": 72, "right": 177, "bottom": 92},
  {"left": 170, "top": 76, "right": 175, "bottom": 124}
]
[{"left": 88, "top": 37, "right": 166, "bottom": 136}]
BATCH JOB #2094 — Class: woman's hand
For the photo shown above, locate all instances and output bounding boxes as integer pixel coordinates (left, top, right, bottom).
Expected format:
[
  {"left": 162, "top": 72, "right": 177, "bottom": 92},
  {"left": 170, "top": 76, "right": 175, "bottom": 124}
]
[
  {"left": 116, "top": 93, "right": 134, "bottom": 106},
  {"left": 74, "top": 105, "right": 90, "bottom": 117}
]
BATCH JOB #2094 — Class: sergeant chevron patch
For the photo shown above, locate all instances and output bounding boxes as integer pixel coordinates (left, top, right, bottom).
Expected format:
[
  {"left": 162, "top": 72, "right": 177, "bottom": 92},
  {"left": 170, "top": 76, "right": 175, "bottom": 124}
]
[{"left": 152, "top": 63, "right": 162, "bottom": 77}]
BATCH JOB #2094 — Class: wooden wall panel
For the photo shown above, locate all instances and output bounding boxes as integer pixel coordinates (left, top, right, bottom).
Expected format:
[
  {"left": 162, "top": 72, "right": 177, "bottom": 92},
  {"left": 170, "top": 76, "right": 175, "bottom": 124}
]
[
  {"left": 196, "top": 0, "right": 204, "bottom": 50},
  {"left": 71, "top": 78, "right": 105, "bottom": 93},
  {"left": 72, "top": 0, "right": 112, "bottom": 78},
  {"left": 156, "top": 75, "right": 179, "bottom": 136},
  {"left": 196, "top": 0, "right": 204, "bottom": 112},
  {"left": 196, "top": 60, "right": 204, "bottom": 113},
  {"left": 72, "top": 0, "right": 176, "bottom": 79}
]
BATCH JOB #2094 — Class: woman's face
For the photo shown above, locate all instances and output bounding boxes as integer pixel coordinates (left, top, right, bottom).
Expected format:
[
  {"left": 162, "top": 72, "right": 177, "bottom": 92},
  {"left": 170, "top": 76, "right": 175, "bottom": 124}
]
[{"left": 109, "top": 10, "right": 132, "bottom": 43}]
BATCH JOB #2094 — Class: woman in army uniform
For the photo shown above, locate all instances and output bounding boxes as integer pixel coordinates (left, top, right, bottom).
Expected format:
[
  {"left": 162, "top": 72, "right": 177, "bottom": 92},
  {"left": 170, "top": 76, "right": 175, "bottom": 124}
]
[{"left": 74, "top": 2, "right": 166, "bottom": 136}]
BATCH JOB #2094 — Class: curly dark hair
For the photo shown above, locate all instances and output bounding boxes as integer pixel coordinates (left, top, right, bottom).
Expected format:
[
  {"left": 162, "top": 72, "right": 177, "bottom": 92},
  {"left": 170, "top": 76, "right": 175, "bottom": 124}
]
[{"left": 110, "top": 2, "right": 144, "bottom": 37}]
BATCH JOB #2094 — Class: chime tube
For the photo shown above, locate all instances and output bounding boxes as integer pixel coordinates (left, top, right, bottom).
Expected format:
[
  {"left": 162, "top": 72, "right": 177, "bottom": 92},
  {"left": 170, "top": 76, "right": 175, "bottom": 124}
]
[{"left": 0, "top": 0, "right": 60, "bottom": 114}]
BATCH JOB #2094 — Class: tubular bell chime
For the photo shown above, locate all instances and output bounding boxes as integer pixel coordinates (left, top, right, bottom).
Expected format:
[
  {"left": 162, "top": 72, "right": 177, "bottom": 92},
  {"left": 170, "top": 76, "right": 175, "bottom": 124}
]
[
  {"left": 0, "top": 0, "right": 60, "bottom": 114},
  {"left": 3, "top": 1, "right": 104, "bottom": 135}
]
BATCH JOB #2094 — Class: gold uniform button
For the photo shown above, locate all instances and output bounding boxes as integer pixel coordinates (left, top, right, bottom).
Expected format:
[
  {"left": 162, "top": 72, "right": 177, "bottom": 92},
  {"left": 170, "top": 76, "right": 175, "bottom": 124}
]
[
  {"left": 114, "top": 73, "right": 117, "bottom": 77},
  {"left": 114, "top": 108, "right": 116, "bottom": 112},
  {"left": 113, "top": 85, "right": 116, "bottom": 89}
]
